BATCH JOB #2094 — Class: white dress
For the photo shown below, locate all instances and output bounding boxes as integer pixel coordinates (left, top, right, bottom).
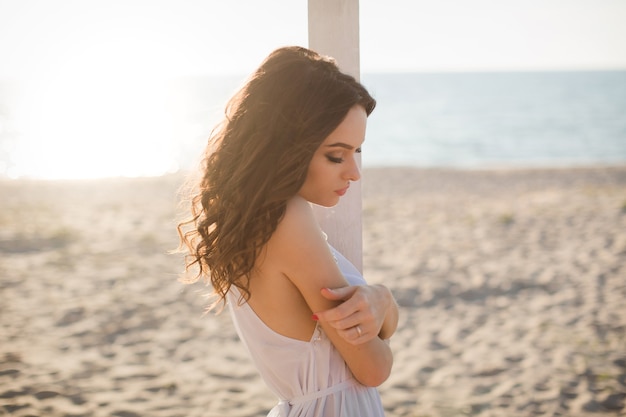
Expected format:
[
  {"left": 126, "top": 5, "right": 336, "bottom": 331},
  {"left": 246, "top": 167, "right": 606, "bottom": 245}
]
[{"left": 226, "top": 244, "right": 386, "bottom": 417}]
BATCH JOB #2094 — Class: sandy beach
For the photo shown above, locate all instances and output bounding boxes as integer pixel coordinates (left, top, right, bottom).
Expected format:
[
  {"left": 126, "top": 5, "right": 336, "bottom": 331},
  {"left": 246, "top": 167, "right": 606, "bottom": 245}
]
[{"left": 1, "top": 166, "right": 625, "bottom": 417}]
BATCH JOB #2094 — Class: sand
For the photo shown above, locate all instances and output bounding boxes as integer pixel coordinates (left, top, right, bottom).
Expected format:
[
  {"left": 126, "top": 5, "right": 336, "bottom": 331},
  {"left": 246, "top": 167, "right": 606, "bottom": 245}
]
[{"left": 0, "top": 166, "right": 625, "bottom": 417}]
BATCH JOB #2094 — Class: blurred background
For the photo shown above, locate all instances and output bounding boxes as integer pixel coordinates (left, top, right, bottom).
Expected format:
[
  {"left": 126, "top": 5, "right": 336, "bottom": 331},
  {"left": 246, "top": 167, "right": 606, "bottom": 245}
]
[{"left": 0, "top": 0, "right": 625, "bottom": 180}]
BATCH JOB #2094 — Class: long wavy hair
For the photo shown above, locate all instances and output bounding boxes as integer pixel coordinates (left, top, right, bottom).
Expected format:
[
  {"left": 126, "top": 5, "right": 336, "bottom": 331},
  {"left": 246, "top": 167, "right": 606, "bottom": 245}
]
[{"left": 177, "top": 46, "right": 376, "bottom": 309}]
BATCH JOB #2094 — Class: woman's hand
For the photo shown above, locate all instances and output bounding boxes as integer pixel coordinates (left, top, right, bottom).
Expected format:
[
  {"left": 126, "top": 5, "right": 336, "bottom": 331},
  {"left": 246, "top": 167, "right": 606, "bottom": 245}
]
[{"left": 313, "top": 284, "right": 399, "bottom": 345}]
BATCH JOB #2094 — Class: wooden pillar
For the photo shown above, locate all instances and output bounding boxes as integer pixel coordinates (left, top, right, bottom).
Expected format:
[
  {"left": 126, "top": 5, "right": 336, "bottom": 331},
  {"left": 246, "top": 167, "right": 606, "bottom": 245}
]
[{"left": 308, "top": 0, "right": 363, "bottom": 272}]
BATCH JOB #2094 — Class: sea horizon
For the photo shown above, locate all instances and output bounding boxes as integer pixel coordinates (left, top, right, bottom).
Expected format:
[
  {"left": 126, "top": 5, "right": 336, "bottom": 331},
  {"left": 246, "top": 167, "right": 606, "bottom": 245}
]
[{"left": 1, "top": 69, "right": 625, "bottom": 180}]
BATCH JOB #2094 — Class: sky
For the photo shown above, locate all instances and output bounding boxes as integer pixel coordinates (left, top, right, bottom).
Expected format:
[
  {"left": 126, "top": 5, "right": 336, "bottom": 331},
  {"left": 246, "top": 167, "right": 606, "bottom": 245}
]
[{"left": 1, "top": 0, "right": 626, "bottom": 81}]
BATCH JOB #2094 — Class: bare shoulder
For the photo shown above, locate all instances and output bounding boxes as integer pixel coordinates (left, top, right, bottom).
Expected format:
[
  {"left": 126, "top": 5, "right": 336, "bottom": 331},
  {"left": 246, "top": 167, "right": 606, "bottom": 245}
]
[
  {"left": 271, "top": 196, "right": 321, "bottom": 247},
  {"left": 267, "top": 196, "right": 348, "bottom": 312}
]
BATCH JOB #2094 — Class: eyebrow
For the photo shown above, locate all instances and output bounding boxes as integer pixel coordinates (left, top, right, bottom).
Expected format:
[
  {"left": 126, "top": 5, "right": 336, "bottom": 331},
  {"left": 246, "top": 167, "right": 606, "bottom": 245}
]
[{"left": 325, "top": 142, "right": 355, "bottom": 150}]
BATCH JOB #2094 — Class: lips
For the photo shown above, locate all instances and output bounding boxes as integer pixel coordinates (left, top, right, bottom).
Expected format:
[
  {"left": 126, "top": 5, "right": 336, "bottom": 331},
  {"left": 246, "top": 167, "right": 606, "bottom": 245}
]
[{"left": 335, "top": 185, "right": 349, "bottom": 196}]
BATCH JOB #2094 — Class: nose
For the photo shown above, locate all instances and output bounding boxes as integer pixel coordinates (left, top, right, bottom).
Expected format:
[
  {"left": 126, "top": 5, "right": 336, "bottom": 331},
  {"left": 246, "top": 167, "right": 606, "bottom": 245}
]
[{"left": 345, "top": 154, "right": 361, "bottom": 182}]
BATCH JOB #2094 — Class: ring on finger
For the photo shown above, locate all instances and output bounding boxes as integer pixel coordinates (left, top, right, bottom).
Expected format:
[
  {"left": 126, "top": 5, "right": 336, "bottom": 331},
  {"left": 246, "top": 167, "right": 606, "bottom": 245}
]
[{"left": 355, "top": 325, "right": 362, "bottom": 337}]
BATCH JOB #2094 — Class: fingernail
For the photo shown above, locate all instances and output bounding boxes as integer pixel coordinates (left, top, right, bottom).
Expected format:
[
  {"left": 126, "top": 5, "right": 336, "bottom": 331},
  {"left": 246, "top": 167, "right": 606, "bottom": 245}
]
[{"left": 312, "top": 314, "right": 319, "bottom": 321}]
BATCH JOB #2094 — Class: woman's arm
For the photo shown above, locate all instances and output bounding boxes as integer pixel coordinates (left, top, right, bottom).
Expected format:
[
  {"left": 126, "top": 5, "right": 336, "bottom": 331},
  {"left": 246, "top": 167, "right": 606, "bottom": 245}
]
[
  {"left": 268, "top": 196, "right": 393, "bottom": 387},
  {"left": 315, "top": 284, "right": 399, "bottom": 344}
]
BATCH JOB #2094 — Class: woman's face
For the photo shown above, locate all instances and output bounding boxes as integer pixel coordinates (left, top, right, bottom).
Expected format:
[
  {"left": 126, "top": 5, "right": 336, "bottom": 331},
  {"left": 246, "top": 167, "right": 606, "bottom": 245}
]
[{"left": 297, "top": 105, "right": 367, "bottom": 207}]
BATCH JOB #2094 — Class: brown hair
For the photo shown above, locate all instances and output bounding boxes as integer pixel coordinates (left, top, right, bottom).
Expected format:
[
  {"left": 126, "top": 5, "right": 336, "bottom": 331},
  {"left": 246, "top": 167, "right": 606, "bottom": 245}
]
[{"left": 177, "top": 46, "right": 376, "bottom": 308}]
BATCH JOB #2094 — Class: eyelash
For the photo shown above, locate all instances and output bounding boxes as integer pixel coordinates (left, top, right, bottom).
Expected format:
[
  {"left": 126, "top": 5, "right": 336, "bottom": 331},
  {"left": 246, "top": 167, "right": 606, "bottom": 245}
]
[{"left": 326, "top": 148, "right": 361, "bottom": 164}]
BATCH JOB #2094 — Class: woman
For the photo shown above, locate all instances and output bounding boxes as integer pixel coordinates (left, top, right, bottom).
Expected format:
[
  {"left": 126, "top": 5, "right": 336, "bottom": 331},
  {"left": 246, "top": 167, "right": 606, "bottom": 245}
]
[{"left": 178, "top": 46, "right": 398, "bottom": 416}]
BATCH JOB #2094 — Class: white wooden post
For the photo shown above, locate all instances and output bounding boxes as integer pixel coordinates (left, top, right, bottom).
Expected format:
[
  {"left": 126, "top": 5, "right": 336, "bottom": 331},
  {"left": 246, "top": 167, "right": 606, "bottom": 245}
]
[{"left": 308, "top": 0, "right": 363, "bottom": 272}]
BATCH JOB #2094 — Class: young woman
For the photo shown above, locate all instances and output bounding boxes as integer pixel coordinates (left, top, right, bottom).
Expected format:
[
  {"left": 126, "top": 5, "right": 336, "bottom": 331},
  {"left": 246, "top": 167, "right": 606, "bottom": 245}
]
[{"left": 178, "top": 46, "right": 399, "bottom": 416}]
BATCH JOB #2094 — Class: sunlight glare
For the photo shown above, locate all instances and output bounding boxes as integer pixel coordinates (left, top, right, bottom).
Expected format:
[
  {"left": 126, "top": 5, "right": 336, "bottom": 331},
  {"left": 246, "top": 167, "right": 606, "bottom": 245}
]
[{"left": 10, "top": 27, "right": 185, "bottom": 180}]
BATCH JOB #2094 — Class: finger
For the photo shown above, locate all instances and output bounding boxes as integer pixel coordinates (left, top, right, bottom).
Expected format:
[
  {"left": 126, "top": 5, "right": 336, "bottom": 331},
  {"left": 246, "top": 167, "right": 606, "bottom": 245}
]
[
  {"left": 324, "top": 310, "right": 373, "bottom": 336},
  {"left": 320, "top": 286, "right": 357, "bottom": 301},
  {"left": 316, "top": 287, "right": 365, "bottom": 322},
  {"left": 340, "top": 324, "right": 370, "bottom": 345},
  {"left": 315, "top": 301, "right": 361, "bottom": 324}
]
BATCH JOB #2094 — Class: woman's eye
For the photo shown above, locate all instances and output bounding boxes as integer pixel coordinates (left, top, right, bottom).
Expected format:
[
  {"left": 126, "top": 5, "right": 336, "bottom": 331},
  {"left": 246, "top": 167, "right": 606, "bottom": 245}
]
[{"left": 326, "top": 155, "right": 344, "bottom": 164}]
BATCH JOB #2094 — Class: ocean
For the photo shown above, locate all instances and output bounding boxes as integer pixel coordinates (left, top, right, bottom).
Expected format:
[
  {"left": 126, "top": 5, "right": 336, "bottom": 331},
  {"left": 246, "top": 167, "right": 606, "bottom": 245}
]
[
  {"left": 0, "top": 70, "right": 625, "bottom": 179},
  {"left": 361, "top": 71, "right": 626, "bottom": 168}
]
